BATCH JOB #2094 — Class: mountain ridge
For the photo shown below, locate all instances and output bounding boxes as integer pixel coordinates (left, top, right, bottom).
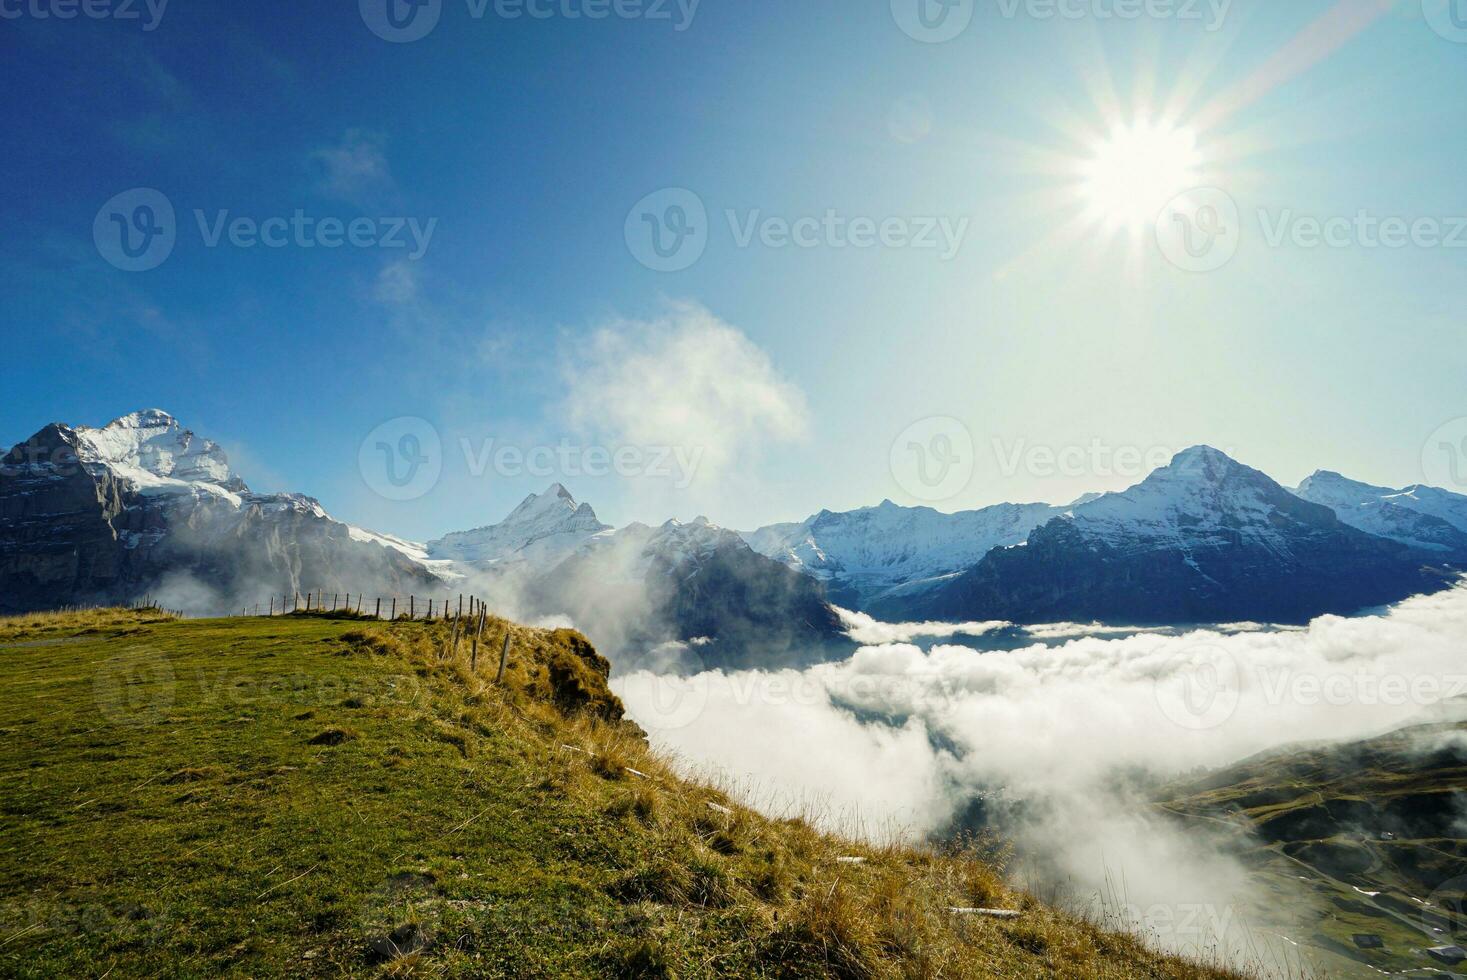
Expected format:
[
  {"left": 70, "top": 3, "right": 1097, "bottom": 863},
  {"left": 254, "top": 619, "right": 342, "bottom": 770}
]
[
  {"left": 6, "top": 414, "right": 1465, "bottom": 658},
  {"left": 915, "top": 446, "right": 1459, "bottom": 625}
]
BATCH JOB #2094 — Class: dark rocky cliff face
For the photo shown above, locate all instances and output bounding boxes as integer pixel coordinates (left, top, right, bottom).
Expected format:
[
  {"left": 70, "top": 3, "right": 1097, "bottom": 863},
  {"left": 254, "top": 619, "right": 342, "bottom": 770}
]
[
  {"left": 0, "top": 423, "right": 437, "bottom": 614},
  {"left": 522, "top": 521, "right": 852, "bottom": 674},
  {"left": 649, "top": 543, "right": 850, "bottom": 671},
  {"left": 923, "top": 516, "right": 1453, "bottom": 626}
]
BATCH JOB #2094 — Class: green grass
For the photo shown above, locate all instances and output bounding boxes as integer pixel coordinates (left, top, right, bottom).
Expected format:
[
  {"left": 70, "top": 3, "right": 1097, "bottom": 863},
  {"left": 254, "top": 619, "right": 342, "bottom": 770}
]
[{"left": 0, "top": 610, "right": 1248, "bottom": 978}]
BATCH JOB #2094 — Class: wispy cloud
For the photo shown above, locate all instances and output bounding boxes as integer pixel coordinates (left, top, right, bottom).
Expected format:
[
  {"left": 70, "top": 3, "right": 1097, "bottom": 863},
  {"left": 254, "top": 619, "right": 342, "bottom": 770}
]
[
  {"left": 373, "top": 259, "right": 419, "bottom": 307},
  {"left": 311, "top": 129, "right": 393, "bottom": 204}
]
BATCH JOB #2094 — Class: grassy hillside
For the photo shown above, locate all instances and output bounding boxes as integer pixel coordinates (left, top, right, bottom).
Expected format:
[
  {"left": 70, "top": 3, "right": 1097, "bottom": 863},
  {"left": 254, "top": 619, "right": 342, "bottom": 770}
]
[
  {"left": 0, "top": 608, "right": 1246, "bottom": 978},
  {"left": 1160, "top": 722, "right": 1467, "bottom": 977}
]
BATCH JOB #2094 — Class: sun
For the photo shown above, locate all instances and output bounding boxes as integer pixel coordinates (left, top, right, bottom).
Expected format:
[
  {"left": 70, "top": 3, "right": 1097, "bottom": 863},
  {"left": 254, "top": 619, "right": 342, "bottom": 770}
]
[{"left": 1079, "top": 121, "right": 1203, "bottom": 232}]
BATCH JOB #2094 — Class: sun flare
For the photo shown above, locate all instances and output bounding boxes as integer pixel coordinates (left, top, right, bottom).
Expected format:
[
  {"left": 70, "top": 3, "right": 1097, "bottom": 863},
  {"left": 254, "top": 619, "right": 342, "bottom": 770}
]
[{"left": 1079, "top": 121, "right": 1203, "bottom": 232}]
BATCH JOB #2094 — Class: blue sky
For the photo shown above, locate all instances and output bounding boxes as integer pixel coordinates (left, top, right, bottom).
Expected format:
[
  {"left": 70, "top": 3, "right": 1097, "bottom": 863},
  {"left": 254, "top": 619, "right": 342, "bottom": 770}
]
[{"left": 3, "top": 0, "right": 1465, "bottom": 539}]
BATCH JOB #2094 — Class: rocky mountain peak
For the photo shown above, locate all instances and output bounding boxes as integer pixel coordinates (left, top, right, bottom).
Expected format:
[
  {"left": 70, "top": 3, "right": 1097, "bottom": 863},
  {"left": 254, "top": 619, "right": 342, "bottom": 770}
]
[{"left": 70, "top": 409, "right": 238, "bottom": 490}]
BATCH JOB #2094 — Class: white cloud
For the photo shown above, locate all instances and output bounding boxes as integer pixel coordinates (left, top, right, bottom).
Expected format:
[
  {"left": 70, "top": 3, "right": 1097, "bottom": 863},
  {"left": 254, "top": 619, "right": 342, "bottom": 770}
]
[
  {"left": 312, "top": 129, "right": 393, "bottom": 203},
  {"left": 560, "top": 303, "right": 809, "bottom": 497},
  {"left": 835, "top": 607, "right": 1008, "bottom": 645}
]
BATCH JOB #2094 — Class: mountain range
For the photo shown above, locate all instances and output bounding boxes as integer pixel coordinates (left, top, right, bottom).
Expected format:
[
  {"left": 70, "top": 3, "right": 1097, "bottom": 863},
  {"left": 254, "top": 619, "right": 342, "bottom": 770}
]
[
  {"left": 3, "top": 410, "right": 1464, "bottom": 667},
  {"left": 908, "top": 446, "right": 1457, "bottom": 625},
  {"left": 0, "top": 411, "right": 845, "bottom": 671}
]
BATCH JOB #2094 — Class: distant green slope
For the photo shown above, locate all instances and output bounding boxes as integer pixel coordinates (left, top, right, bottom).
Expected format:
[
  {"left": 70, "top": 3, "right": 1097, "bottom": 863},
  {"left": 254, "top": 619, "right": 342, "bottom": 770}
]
[
  {"left": 1160, "top": 720, "right": 1467, "bottom": 977},
  {"left": 0, "top": 609, "right": 1245, "bottom": 979}
]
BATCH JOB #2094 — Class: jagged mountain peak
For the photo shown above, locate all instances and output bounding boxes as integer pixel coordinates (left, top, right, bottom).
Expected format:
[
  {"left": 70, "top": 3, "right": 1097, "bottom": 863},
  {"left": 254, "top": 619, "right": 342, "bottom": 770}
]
[
  {"left": 1294, "top": 468, "right": 1467, "bottom": 554},
  {"left": 1296, "top": 470, "right": 1390, "bottom": 496},
  {"left": 1159, "top": 444, "right": 1254, "bottom": 479},
  {"left": 1057, "top": 447, "right": 1343, "bottom": 556},
  {"left": 55, "top": 409, "right": 241, "bottom": 491},
  {"left": 505, "top": 482, "right": 587, "bottom": 523},
  {"left": 112, "top": 407, "right": 178, "bottom": 427},
  {"left": 427, "top": 483, "right": 610, "bottom": 566},
  {"left": 1172, "top": 444, "right": 1232, "bottom": 461}
]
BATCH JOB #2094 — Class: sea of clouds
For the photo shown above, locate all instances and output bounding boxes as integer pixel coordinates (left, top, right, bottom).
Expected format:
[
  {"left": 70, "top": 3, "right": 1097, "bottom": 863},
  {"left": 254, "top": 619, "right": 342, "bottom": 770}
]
[{"left": 613, "top": 582, "right": 1467, "bottom": 970}]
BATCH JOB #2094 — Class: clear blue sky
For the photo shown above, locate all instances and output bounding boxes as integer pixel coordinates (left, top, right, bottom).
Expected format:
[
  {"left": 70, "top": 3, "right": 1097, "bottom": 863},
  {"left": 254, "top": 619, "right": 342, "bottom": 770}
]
[{"left": 3, "top": 0, "right": 1465, "bottom": 540}]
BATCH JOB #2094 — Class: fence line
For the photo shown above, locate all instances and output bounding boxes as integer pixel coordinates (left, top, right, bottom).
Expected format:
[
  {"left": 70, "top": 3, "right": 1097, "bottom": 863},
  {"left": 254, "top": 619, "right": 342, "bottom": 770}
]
[{"left": 225, "top": 590, "right": 489, "bottom": 625}]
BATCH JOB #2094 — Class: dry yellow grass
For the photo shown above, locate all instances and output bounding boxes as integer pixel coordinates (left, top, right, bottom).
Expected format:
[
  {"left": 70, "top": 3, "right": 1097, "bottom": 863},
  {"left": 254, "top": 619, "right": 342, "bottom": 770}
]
[{"left": 0, "top": 604, "right": 177, "bottom": 642}]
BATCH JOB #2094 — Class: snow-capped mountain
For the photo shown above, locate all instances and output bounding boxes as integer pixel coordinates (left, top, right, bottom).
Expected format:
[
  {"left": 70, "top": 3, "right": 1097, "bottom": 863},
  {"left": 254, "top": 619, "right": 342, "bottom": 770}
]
[
  {"left": 431, "top": 488, "right": 849, "bottom": 671},
  {"left": 7, "top": 410, "right": 1464, "bottom": 663},
  {"left": 917, "top": 446, "right": 1457, "bottom": 625},
  {"left": 1294, "top": 471, "right": 1467, "bottom": 557},
  {"left": 0, "top": 410, "right": 437, "bottom": 613},
  {"left": 427, "top": 483, "right": 611, "bottom": 569},
  {"left": 742, "top": 499, "right": 1061, "bottom": 611},
  {"left": 73, "top": 408, "right": 243, "bottom": 490}
]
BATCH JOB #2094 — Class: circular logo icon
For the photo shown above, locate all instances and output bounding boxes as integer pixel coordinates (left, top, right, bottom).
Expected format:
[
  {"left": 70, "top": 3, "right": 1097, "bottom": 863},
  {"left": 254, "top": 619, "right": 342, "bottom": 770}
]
[
  {"left": 93, "top": 189, "right": 176, "bottom": 272},
  {"left": 1423, "top": 0, "right": 1467, "bottom": 43},
  {"left": 1424, "top": 875, "right": 1467, "bottom": 938},
  {"left": 887, "top": 94, "right": 934, "bottom": 144},
  {"left": 93, "top": 647, "right": 175, "bottom": 726},
  {"left": 358, "top": 417, "right": 443, "bottom": 502},
  {"left": 890, "top": 417, "right": 974, "bottom": 503},
  {"left": 625, "top": 188, "right": 708, "bottom": 273},
  {"left": 891, "top": 0, "right": 974, "bottom": 43},
  {"left": 360, "top": 0, "right": 442, "bottom": 42},
  {"left": 1422, "top": 417, "right": 1467, "bottom": 491},
  {"left": 1155, "top": 187, "right": 1241, "bottom": 273},
  {"left": 621, "top": 668, "right": 710, "bottom": 733},
  {"left": 355, "top": 871, "right": 437, "bottom": 962},
  {"left": 1154, "top": 645, "right": 1241, "bottom": 731}
]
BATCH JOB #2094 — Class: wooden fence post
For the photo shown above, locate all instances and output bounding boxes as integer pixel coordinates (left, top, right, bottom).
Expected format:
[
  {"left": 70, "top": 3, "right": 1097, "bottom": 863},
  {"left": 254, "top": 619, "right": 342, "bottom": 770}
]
[
  {"left": 470, "top": 607, "right": 486, "bottom": 671},
  {"left": 375, "top": 597, "right": 382, "bottom": 619},
  {"left": 495, "top": 632, "right": 510, "bottom": 685}
]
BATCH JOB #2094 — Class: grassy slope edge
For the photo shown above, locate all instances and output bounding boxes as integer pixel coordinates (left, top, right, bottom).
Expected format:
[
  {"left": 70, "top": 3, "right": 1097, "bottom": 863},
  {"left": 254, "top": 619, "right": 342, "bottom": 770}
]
[{"left": 0, "top": 609, "right": 1246, "bottom": 979}]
